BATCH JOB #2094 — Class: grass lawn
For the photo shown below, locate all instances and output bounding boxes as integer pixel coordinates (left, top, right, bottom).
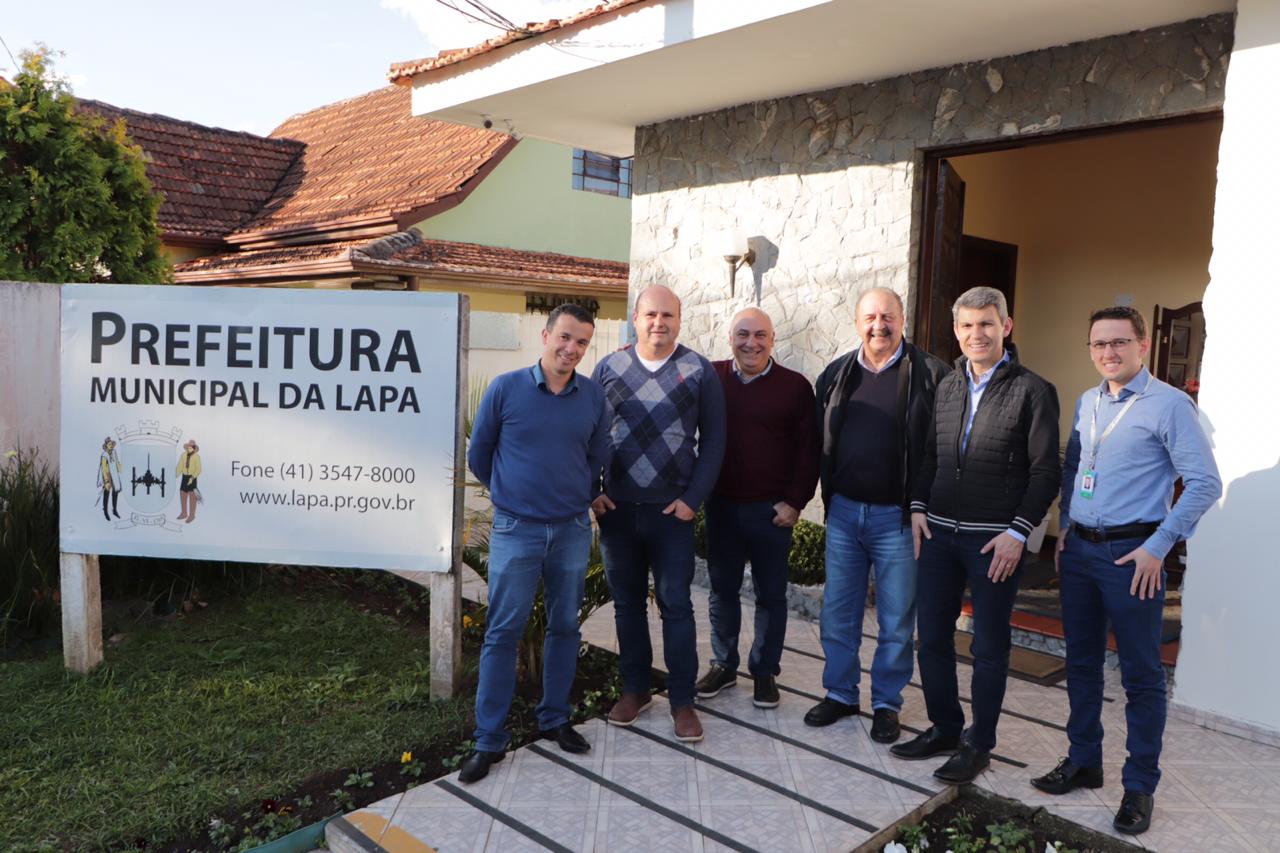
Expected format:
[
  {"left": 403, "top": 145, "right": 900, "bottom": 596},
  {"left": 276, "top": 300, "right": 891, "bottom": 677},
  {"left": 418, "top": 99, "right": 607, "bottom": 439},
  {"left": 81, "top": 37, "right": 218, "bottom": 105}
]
[{"left": 0, "top": 574, "right": 472, "bottom": 851}]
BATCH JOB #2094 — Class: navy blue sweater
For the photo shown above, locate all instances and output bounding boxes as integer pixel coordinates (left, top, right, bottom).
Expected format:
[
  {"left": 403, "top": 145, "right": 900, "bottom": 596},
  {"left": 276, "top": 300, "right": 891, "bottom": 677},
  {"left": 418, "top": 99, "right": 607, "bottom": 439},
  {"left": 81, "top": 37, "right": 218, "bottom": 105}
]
[{"left": 467, "top": 364, "right": 611, "bottom": 523}]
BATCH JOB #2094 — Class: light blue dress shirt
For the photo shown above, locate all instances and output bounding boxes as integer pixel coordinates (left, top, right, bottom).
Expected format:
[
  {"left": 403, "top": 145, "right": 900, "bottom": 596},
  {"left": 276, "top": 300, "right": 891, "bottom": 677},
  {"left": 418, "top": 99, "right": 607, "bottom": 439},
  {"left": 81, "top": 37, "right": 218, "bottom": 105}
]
[
  {"left": 856, "top": 340, "right": 905, "bottom": 374},
  {"left": 961, "top": 350, "right": 1010, "bottom": 454},
  {"left": 1060, "top": 366, "right": 1222, "bottom": 559}
]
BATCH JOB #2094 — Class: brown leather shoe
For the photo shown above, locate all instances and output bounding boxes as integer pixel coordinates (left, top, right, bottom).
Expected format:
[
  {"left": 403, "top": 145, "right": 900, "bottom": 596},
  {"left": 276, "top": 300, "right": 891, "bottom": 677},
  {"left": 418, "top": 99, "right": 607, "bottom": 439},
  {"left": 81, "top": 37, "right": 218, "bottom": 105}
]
[
  {"left": 607, "top": 692, "right": 652, "bottom": 727},
  {"left": 671, "top": 704, "right": 704, "bottom": 743}
]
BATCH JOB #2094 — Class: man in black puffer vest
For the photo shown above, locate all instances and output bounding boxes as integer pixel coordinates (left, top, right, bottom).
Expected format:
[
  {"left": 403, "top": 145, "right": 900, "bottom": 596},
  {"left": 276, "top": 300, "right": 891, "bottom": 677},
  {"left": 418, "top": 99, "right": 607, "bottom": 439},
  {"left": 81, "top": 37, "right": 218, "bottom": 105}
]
[{"left": 890, "top": 286, "right": 1060, "bottom": 785}]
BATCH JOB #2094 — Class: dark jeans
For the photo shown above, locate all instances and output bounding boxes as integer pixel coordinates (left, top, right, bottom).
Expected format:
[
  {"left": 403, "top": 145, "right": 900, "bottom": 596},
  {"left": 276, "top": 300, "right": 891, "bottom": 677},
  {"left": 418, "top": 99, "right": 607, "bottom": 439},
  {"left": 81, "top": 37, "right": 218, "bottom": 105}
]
[
  {"left": 917, "top": 527, "right": 1022, "bottom": 752},
  {"left": 598, "top": 501, "right": 698, "bottom": 706},
  {"left": 1060, "top": 533, "right": 1167, "bottom": 795},
  {"left": 705, "top": 495, "right": 793, "bottom": 677}
]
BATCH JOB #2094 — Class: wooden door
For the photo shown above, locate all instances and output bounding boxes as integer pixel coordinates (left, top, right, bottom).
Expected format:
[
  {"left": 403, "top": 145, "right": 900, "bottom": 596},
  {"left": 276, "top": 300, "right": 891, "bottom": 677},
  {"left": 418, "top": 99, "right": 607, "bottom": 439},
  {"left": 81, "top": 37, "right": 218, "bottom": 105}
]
[
  {"left": 959, "top": 235, "right": 1018, "bottom": 322},
  {"left": 917, "top": 158, "right": 966, "bottom": 364},
  {"left": 1150, "top": 300, "right": 1203, "bottom": 397}
]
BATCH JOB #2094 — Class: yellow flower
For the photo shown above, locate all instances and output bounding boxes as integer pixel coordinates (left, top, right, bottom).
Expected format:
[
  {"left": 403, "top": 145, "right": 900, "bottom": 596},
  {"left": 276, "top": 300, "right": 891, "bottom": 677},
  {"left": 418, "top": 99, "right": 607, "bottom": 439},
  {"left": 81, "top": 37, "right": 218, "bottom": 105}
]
[
  {"left": 463, "top": 615, "right": 474, "bottom": 628},
  {"left": 3, "top": 450, "right": 16, "bottom": 459},
  {"left": 401, "top": 751, "right": 413, "bottom": 764}
]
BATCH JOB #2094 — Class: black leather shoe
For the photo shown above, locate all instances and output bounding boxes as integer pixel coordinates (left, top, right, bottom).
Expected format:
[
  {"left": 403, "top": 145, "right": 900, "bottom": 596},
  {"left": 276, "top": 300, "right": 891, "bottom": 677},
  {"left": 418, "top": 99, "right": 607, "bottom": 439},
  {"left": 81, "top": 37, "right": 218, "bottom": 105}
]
[
  {"left": 752, "top": 675, "right": 780, "bottom": 708},
  {"left": 695, "top": 663, "right": 738, "bottom": 698},
  {"left": 933, "top": 742, "right": 990, "bottom": 784},
  {"left": 1031, "top": 757, "right": 1104, "bottom": 795},
  {"left": 869, "top": 708, "right": 901, "bottom": 744},
  {"left": 541, "top": 723, "right": 591, "bottom": 754},
  {"left": 1113, "top": 790, "right": 1154, "bottom": 835},
  {"left": 803, "top": 697, "right": 858, "bottom": 727},
  {"left": 889, "top": 726, "right": 960, "bottom": 760},
  {"left": 457, "top": 749, "right": 504, "bottom": 784}
]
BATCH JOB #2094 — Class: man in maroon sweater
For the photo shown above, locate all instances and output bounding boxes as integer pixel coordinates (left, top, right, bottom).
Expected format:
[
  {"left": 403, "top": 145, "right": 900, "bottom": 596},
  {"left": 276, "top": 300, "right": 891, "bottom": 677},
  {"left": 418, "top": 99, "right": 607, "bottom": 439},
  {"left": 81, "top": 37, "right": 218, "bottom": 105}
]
[{"left": 694, "top": 307, "right": 819, "bottom": 708}]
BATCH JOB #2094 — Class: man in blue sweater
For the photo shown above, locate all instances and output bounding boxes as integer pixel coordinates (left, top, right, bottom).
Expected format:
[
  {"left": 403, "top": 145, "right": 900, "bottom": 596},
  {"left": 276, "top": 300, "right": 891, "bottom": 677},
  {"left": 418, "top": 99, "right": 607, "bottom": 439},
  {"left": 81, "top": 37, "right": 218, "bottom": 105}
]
[
  {"left": 460, "top": 303, "right": 612, "bottom": 783},
  {"left": 592, "top": 285, "right": 727, "bottom": 742}
]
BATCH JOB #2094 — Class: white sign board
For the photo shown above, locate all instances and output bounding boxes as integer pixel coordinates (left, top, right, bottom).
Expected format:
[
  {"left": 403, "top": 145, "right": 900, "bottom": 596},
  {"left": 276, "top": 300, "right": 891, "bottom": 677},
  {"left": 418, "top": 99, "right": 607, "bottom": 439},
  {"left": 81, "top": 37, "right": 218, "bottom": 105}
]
[{"left": 59, "top": 285, "right": 462, "bottom": 571}]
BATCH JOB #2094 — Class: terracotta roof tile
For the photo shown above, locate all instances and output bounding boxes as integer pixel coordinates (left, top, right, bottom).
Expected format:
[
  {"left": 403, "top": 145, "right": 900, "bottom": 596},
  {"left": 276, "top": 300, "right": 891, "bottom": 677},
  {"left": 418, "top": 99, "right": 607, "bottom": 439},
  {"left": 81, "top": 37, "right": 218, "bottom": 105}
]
[
  {"left": 173, "top": 230, "right": 628, "bottom": 290},
  {"left": 231, "top": 86, "right": 512, "bottom": 241},
  {"left": 377, "top": 235, "right": 628, "bottom": 287},
  {"left": 387, "top": 0, "right": 652, "bottom": 83},
  {"left": 172, "top": 241, "right": 364, "bottom": 274},
  {"left": 80, "top": 100, "right": 303, "bottom": 241}
]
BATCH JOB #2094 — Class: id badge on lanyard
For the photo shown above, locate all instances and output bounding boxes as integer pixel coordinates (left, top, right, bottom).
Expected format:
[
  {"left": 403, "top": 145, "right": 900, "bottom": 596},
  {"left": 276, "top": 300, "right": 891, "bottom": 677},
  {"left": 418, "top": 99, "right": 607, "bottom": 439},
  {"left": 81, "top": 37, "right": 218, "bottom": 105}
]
[
  {"left": 1083, "top": 374, "right": 1152, "bottom": 500},
  {"left": 1079, "top": 469, "right": 1096, "bottom": 499}
]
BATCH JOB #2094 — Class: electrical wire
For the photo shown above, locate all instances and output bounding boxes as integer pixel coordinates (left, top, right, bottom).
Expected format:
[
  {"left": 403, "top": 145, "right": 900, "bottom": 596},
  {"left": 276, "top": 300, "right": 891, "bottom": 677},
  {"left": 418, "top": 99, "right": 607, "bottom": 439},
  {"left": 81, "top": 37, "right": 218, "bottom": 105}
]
[{"left": 0, "top": 33, "right": 19, "bottom": 71}]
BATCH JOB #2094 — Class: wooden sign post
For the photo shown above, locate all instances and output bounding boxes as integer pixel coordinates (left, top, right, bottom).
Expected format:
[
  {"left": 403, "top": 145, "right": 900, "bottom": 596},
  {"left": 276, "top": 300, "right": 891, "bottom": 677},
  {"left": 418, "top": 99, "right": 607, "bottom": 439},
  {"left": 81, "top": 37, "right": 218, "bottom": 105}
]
[
  {"left": 430, "top": 297, "right": 468, "bottom": 699},
  {"left": 59, "top": 552, "right": 104, "bottom": 673}
]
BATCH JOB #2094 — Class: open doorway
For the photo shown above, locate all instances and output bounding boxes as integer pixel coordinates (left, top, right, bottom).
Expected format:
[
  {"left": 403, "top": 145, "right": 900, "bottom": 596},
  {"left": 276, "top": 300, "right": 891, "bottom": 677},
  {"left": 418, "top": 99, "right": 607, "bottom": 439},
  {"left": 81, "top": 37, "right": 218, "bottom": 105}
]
[{"left": 914, "top": 113, "right": 1223, "bottom": 666}]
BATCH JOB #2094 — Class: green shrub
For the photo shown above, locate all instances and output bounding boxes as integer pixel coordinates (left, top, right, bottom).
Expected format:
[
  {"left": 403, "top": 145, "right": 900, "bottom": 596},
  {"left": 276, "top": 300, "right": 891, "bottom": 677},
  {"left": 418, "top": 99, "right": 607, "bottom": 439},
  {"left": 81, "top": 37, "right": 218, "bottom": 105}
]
[
  {"left": 0, "top": 448, "right": 60, "bottom": 647},
  {"left": 693, "top": 508, "right": 708, "bottom": 558},
  {"left": 787, "top": 519, "right": 826, "bottom": 586},
  {"left": 694, "top": 506, "right": 826, "bottom": 586}
]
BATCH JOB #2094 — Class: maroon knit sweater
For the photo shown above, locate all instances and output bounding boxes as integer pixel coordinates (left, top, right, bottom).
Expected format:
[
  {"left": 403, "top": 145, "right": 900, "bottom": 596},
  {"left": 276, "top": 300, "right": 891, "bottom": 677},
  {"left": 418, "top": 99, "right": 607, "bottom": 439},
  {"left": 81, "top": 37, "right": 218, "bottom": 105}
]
[{"left": 712, "top": 359, "right": 819, "bottom": 510}]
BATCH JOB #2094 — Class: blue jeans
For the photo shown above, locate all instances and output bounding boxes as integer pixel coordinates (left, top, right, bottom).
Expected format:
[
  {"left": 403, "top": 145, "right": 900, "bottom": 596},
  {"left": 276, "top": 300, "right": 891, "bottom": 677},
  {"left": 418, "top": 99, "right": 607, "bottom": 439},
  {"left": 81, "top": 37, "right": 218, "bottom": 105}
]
[
  {"left": 916, "top": 527, "right": 1022, "bottom": 752},
  {"left": 705, "top": 496, "right": 793, "bottom": 677},
  {"left": 473, "top": 510, "right": 593, "bottom": 753},
  {"left": 598, "top": 501, "right": 698, "bottom": 707},
  {"left": 1060, "top": 533, "right": 1167, "bottom": 795},
  {"left": 820, "top": 495, "right": 917, "bottom": 711}
]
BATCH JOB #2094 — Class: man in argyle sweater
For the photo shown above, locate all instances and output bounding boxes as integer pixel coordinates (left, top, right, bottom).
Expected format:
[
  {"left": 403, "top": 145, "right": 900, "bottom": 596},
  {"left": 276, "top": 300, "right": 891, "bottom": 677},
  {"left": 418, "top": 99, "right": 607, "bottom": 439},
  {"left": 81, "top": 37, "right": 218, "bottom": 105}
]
[{"left": 592, "top": 285, "right": 727, "bottom": 743}]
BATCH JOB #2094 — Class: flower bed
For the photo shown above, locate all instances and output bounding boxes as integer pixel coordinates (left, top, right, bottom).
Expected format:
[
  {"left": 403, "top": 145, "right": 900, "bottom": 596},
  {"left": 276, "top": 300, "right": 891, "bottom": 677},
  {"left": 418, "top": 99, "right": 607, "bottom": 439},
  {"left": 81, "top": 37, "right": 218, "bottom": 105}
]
[{"left": 866, "top": 785, "right": 1141, "bottom": 853}]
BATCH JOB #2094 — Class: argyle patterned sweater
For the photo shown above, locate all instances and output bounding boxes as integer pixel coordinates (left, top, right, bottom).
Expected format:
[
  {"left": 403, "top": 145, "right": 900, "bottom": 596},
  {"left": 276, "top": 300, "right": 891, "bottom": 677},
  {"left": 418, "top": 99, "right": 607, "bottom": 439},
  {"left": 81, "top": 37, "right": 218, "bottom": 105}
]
[{"left": 591, "top": 344, "right": 726, "bottom": 508}]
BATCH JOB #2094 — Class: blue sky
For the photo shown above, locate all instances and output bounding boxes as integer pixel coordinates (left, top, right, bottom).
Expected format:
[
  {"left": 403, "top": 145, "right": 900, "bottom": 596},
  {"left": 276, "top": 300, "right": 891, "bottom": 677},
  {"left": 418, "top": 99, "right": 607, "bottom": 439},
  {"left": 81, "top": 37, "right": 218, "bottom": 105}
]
[{"left": 2, "top": 0, "right": 582, "bottom": 135}]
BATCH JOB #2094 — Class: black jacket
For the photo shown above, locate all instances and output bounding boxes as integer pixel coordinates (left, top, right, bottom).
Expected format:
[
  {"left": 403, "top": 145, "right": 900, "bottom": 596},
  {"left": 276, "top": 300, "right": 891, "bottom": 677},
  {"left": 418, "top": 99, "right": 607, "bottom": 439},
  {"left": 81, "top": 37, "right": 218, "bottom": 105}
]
[
  {"left": 910, "top": 343, "right": 1061, "bottom": 539},
  {"left": 816, "top": 341, "right": 949, "bottom": 519}
]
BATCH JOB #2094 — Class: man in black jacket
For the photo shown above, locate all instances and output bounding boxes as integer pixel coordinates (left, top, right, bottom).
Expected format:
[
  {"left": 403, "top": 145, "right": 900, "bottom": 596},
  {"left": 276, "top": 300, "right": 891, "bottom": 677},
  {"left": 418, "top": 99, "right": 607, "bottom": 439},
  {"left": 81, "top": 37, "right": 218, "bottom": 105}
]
[
  {"left": 807, "top": 287, "right": 948, "bottom": 743},
  {"left": 891, "top": 286, "right": 1060, "bottom": 784}
]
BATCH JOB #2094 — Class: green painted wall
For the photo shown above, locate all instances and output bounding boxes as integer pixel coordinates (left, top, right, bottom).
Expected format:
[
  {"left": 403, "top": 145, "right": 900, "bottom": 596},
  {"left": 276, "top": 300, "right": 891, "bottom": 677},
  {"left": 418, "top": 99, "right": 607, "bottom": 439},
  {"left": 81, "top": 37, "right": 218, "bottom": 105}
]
[{"left": 414, "top": 139, "right": 631, "bottom": 262}]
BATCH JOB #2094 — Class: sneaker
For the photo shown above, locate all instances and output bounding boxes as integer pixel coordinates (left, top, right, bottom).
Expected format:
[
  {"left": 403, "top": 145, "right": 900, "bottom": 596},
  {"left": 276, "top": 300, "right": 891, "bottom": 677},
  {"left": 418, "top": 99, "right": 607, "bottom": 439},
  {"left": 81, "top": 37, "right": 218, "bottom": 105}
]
[
  {"left": 695, "top": 663, "right": 738, "bottom": 699},
  {"left": 671, "top": 704, "right": 704, "bottom": 742},
  {"left": 752, "top": 675, "right": 780, "bottom": 708},
  {"left": 607, "top": 692, "right": 652, "bottom": 727}
]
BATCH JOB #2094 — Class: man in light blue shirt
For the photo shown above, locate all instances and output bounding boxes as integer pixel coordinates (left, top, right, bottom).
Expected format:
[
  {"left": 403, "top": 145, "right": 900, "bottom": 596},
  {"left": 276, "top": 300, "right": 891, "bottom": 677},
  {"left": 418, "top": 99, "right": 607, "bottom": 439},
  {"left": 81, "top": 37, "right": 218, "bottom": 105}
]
[{"left": 1030, "top": 306, "right": 1221, "bottom": 837}]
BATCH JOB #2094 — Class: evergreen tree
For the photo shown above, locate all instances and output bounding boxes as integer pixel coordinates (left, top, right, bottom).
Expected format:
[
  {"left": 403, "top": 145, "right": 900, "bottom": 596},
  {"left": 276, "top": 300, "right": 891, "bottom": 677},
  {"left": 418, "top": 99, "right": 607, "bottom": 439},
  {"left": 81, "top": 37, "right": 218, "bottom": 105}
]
[{"left": 0, "top": 47, "right": 170, "bottom": 283}]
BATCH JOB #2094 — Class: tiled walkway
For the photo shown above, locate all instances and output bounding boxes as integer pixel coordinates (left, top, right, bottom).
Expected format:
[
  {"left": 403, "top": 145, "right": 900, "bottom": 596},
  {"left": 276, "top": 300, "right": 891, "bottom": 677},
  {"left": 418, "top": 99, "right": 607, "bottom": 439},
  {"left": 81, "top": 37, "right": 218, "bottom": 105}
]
[{"left": 328, "top": 584, "right": 1280, "bottom": 852}]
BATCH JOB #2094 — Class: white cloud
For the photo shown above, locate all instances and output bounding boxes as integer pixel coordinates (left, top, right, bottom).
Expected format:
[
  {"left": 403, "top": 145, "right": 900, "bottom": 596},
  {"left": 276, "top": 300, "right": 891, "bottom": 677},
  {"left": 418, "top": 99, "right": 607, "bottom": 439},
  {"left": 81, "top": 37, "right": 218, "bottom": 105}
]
[{"left": 381, "top": 0, "right": 588, "bottom": 53}]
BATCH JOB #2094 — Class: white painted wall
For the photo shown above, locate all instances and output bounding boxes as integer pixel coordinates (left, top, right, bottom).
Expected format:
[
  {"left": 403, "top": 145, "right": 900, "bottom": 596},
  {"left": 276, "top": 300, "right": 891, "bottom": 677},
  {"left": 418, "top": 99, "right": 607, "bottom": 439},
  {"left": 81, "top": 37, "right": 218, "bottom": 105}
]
[
  {"left": 1173, "top": 0, "right": 1280, "bottom": 738},
  {"left": 0, "top": 282, "right": 61, "bottom": 468}
]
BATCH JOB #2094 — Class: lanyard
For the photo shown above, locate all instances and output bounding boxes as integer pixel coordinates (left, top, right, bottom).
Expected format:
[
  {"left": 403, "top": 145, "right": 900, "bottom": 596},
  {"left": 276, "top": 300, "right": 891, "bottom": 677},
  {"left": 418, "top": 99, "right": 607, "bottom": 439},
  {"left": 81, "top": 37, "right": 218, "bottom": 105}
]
[{"left": 1088, "top": 373, "right": 1153, "bottom": 469}]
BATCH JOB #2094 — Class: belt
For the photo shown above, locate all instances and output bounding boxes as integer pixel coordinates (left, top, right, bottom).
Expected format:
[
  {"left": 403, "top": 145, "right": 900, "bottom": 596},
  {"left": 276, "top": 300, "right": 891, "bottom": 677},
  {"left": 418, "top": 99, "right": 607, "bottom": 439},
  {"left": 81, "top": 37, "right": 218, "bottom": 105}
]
[{"left": 1070, "top": 522, "right": 1160, "bottom": 543}]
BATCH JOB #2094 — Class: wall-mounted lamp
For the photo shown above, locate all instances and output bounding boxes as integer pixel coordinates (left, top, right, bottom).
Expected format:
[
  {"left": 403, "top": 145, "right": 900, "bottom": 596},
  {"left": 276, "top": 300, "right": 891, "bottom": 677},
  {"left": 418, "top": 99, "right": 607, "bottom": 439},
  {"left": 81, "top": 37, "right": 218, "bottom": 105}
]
[{"left": 720, "top": 229, "right": 756, "bottom": 297}]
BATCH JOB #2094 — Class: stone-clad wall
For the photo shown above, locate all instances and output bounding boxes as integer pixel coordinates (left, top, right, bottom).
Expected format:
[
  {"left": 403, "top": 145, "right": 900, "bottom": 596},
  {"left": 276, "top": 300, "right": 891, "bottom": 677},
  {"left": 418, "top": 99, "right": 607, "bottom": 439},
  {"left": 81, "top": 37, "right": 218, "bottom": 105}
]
[{"left": 630, "top": 14, "right": 1232, "bottom": 378}]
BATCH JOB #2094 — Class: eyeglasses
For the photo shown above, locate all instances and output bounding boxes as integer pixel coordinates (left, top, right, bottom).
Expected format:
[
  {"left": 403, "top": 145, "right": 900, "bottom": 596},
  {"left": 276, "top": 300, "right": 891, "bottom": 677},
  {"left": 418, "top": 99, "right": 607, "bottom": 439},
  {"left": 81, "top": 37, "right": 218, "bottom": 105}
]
[{"left": 1087, "top": 338, "right": 1135, "bottom": 352}]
